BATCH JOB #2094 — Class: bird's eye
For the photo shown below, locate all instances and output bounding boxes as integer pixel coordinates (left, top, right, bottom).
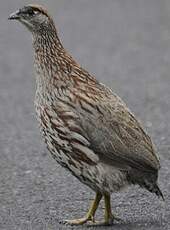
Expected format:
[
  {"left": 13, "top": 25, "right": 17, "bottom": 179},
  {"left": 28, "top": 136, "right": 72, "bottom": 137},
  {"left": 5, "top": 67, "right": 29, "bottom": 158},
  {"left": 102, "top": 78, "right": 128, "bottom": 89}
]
[
  {"left": 26, "top": 9, "right": 39, "bottom": 16},
  {"left": 33, "top": 11, "right": 39, "bottom": 15}
]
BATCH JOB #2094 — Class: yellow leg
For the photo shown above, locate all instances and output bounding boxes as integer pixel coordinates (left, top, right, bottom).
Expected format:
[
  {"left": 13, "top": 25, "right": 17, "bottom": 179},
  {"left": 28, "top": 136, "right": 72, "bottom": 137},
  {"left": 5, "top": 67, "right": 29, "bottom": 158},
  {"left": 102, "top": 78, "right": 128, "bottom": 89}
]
[
  {"left": 103, "top": 194, "right": 121, "bottom": 225},
  {"left": 64, "top": 192, "right": 102, "bottom": 225}
]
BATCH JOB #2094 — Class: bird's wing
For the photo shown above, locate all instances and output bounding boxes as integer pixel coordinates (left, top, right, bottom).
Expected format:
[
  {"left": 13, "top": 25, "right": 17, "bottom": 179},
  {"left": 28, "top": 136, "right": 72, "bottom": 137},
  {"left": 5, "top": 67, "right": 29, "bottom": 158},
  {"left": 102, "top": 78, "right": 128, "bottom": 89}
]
[
  {"left": 75, "top": 87, "right": 160, "bottom": 172},
  {"left": 55, "top": 66, "right": 160, "bottom": 172}
]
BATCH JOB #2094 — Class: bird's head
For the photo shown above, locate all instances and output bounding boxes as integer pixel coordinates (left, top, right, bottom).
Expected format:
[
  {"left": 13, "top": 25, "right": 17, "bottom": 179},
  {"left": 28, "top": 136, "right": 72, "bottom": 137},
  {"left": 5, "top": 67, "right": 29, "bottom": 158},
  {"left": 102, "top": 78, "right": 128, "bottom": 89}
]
[{"left": 8, "top": 4, "right": 55, "bottom": 34}]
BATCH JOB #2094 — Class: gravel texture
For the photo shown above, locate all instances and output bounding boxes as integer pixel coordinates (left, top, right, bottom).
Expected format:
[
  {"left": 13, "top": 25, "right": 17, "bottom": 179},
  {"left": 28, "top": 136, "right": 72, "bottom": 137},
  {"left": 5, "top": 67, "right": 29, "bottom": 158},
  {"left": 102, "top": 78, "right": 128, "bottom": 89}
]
[{"left": 0, "top": 0, "right": 169, "bottom": 229}]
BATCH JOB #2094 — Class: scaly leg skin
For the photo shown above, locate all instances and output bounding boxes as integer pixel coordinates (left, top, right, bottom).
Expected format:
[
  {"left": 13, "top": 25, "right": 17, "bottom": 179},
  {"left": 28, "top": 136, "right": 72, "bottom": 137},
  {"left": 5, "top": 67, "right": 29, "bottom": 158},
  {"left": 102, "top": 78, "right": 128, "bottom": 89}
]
[
  {"left": 92, "top": 194, "right": 121, "bottom": 226},
  {"left": 63, "top": 192, "right": 102, "bottom": 225},
  {"left": 103, "top": 194, "right": 121, "bottom": 225}
]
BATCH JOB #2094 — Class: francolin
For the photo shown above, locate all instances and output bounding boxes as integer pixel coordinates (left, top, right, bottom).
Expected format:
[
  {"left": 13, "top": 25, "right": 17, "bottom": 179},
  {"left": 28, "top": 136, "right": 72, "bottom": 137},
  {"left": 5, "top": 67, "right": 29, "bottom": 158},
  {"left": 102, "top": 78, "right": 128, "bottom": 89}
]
[{"left": 9, "top": 5, "right": 164, "bottom": 225}]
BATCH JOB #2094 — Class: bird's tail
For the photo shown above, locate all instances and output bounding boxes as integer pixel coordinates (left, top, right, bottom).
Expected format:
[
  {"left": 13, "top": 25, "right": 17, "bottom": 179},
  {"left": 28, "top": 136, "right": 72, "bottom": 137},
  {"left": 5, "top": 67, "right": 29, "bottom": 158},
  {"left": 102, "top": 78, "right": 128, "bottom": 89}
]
[
  {"left": 144, "top": 182, "right": 164, "bottom": 201},
  {"left": 127, "top": 169, "right": 164, "bottom": 201}
]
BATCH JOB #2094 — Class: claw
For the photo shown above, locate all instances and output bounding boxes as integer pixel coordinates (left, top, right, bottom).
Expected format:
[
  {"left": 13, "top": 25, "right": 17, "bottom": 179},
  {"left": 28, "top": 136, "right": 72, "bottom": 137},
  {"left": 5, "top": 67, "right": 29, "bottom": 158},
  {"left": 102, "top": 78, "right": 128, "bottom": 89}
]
[
  {"left": 60, "top": 192, "right": 102, "bottom": 225},
  {"left": 62, "top": 217, "right": 90, "bottom": 225},
  {"left": 62, "top": 214, "right": 97, "bottom": 225},
  {"left": 60, "top": 193, "right": 121, "bottom": 226}
]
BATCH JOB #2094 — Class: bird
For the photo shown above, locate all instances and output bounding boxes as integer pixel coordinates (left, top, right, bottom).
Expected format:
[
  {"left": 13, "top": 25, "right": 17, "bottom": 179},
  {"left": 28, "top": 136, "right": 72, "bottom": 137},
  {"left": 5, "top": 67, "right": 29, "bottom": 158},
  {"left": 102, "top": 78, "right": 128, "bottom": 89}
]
[{"left": 9, "top": 4, "right": 164, "bottom": 225}]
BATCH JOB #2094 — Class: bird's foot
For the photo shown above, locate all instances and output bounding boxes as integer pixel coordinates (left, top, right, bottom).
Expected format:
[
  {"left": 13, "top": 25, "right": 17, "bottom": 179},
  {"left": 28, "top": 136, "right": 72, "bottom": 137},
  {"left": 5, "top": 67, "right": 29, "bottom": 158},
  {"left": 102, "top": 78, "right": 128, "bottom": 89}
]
[
  {"left": 91, "top": 214, "right": 121, "bottom": 226},
  {"left": 62, "top": 215, "right": 95, "bottom": 225},
  {"left": 61, "top": 214, "right": 121, "bottom": 226},
  {"left": 105, "top": 213, "right": 121, "bottom": 225}
]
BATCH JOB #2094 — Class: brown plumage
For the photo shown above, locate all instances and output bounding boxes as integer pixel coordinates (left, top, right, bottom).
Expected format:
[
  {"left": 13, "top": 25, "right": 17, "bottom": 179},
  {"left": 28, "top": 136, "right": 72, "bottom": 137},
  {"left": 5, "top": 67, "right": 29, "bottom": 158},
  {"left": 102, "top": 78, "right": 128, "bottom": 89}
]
[{"left": 9, "top": 5, "right": 164, "bottom": 225}]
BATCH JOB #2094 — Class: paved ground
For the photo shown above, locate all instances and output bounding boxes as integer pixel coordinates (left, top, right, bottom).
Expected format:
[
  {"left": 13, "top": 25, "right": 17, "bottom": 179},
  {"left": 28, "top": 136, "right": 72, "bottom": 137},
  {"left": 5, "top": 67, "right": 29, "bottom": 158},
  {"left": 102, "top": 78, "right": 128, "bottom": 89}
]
[{"left": 0, "top": 0, "right": 170, "bottom": 229}]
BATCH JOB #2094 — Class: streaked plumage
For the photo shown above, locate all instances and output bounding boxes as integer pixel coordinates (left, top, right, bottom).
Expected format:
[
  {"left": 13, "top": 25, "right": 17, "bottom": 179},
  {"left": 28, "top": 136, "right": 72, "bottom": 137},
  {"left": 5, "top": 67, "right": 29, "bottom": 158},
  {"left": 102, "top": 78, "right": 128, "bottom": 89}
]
[{"left": 9, "top": 5, "right": 163, "bottom": 225}]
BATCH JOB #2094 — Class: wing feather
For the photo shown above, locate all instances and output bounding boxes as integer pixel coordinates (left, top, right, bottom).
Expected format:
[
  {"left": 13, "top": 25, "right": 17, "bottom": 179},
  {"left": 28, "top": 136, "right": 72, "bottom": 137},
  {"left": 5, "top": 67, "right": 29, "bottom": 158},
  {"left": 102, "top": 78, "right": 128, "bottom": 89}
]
[{"left": 77, "top": 93, "right": 160, "bottom": 172}]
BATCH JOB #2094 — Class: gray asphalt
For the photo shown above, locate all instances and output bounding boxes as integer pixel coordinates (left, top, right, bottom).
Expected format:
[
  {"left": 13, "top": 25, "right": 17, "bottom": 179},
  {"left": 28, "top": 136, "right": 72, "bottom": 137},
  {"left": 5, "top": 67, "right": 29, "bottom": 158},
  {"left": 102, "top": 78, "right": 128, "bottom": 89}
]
[{"left": 0, "top": 0, "right": 170, "bottom": 229}]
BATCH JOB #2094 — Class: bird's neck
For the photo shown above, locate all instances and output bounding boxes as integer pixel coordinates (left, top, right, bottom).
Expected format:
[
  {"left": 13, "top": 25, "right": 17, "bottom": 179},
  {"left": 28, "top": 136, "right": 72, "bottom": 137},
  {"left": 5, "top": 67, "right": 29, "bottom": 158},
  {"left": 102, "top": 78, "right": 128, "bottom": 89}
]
[
  {"left": 33, "top": 28, "right": 63, "bottom": 57},
  {"left": 32, "top": 30, "right": 74, "bottom": 101}
]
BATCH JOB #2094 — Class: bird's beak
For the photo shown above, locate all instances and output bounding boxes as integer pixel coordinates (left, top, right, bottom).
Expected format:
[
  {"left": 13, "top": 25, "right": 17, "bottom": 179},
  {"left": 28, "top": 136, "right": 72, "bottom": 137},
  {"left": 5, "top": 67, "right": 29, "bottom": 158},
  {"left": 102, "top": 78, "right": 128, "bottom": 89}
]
[{"left": 8, "top": 10, "right": 21, "bottom": 20}]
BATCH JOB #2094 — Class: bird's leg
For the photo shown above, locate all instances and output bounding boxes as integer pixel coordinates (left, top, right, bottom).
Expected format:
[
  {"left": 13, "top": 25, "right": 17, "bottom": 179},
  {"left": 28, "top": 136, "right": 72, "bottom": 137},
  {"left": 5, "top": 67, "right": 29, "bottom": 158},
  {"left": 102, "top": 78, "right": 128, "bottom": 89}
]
[
  {"left": 63, "top": 192, "right": 102, "bottom": 225},
  {"left": 103, "top": 194, "right": 121, "bottom": 225}
]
